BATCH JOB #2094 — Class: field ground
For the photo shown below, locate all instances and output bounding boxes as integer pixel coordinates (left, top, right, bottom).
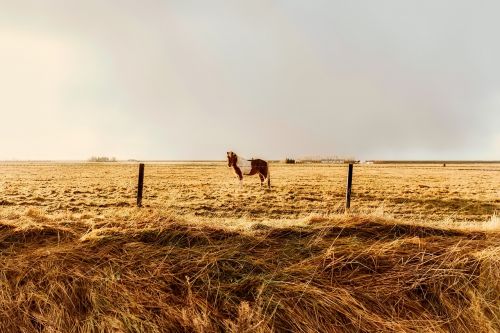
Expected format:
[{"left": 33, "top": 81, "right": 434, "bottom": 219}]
[
  {"left": 0, "top": 162, "right": 498, "bottom": 221},
  {"left": 0, "top": 162, "right": 499, "bottom": 332}
]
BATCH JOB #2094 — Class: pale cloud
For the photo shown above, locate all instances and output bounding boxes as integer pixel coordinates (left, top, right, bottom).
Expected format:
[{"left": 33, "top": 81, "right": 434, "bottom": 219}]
[
  {"left": 0, "top": 29, "right": 84, "bottom": 159},
  {"left": 0, "top": 0, "right": 498, "bottom": 160}
]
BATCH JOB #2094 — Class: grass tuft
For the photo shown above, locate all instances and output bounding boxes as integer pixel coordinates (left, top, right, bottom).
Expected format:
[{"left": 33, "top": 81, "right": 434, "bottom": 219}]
[{"left": 0, "top": 209, "right": 498, "bottom": 332}]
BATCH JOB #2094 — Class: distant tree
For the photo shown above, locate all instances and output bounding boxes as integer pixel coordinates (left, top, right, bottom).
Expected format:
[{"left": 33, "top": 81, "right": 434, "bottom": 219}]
[{"left": 88, "top": 156, "right": 117, "bottom": 162}]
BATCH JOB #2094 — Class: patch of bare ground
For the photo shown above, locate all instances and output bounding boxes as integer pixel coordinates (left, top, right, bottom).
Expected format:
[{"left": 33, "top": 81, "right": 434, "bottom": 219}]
[{"left": 0, "top": 209, "right": 499, "bottom": 332}]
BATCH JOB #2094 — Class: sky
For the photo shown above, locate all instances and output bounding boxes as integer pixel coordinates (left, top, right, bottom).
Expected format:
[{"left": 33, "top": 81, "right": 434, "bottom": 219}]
[{"left": 0, "top": 0, "right": 499, "bottom": 161}]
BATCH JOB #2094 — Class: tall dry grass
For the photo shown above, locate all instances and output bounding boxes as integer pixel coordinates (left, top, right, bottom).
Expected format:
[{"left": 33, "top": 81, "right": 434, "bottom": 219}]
[{"left": 0, "top": 208, "right": 499, "bottom": 332}]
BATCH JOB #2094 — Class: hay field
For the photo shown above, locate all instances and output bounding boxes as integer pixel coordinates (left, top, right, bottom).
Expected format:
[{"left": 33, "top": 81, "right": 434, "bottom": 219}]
[
  {"left": 0, "top": 162, "right": 498, "bottom": 221},
  {"left": 0, "top": 162, "right": 499, "bottom": 332}
]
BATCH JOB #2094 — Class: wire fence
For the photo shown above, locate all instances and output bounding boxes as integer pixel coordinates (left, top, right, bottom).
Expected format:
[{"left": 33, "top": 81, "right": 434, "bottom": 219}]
[{"left": 0, "top": 161, "right": 498, "bottom": 222}]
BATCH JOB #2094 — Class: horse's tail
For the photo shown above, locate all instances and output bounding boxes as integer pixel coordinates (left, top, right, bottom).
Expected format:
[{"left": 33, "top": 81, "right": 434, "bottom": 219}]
[{"left": 267, "top": 163, "right": 271, "bottom": 189}]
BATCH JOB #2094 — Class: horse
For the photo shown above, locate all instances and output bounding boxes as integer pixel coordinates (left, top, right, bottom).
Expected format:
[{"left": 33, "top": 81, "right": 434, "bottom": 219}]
[{"left": 227, "top": 151, "right": 271, "bottom": 188}]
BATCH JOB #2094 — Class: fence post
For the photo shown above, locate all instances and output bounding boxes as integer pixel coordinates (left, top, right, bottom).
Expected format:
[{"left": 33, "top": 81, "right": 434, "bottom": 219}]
[
  {"left": 345, "top": 163, "right": 353, "bottom": 211},
  {"left": 137, "top": 163, "right": 145, "bottom": 207}
]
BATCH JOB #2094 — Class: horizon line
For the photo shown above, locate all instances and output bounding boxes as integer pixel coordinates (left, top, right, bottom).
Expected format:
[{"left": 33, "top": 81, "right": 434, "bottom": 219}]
[{"left": 0, "top": 159, "right": 499, "bottom": 164}]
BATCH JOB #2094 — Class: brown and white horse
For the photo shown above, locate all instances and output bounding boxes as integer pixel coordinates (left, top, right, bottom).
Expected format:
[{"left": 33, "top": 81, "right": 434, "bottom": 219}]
[{"left": 227, "top": 151, "right": 271, "bottom": 188}]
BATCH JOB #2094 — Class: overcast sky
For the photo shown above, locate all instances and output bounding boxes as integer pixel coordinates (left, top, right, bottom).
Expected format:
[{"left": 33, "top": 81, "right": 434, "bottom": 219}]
[{"left": 0, "top": 0, "right": 499, "bottom": 160}]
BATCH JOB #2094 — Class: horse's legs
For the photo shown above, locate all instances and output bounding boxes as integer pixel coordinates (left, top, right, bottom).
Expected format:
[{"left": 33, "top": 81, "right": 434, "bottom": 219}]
[
  {"left": 259, "top": 173, "right": 265, "bottom": 187},
  {"left": 234, "top": 167, "right": 244, "bottom": 188}
]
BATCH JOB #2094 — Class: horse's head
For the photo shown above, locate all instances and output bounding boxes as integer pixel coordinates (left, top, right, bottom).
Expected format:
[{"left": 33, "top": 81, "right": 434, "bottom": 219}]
[{"left": 227, "top": 151, "right": 237, "bottom": 167}]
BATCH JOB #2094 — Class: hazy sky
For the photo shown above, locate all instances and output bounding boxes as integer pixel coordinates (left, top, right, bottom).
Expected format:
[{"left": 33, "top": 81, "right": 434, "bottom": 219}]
[{"left": 1, "top": 1, "right": 499, "bottom": 160}]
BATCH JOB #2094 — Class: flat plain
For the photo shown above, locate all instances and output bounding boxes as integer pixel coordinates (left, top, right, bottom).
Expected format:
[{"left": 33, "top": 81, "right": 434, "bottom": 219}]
[
  {"left": 0, "top": 162, "right": 499, "bottom": 332},
  {"left": 0, "top": 162, "right": 498, "bottom": 221}
]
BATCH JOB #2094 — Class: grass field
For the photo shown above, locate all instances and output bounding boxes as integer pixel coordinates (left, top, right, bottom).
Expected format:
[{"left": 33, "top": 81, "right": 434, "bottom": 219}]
[
  {"left": 1, "top": 162, "right": 498, "bottom": 221},
  {"left": 0, "top": 162, "right": 499, "bottom": 332}
]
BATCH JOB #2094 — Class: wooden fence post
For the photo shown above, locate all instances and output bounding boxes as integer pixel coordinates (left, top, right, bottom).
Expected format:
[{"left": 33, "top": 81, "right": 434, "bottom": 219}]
[
  {"left": 137, "top": 163, "right": 145, "bottom": 207},
  {"left": 345, "top": 163, "right": 353, "bottom": 211}
]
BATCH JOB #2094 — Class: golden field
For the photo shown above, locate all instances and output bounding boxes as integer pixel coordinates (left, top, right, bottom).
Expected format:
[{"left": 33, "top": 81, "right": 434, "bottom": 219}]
[
  {"left": 0, "top": 162, "right": 499, "bottom": 332},
  {"left": 0, "top": 162, "right": 498, "bottom": 221}
]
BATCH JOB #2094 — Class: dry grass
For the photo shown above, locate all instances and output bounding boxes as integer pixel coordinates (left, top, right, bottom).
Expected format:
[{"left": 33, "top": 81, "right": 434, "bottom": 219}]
[
  {"left": 0, "top": 162, "right": 499, "bottom": 332},
  {"left": 0, "top": 209, "right": 499, "bottom": 332},
  {"left": 0, "top": 162, "right": 498, "bottom": 221}
]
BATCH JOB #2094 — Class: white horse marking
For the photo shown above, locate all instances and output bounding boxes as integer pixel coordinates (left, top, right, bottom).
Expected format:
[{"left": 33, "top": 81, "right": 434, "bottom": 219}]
[{"left": 236, "top": 157, "right": 252, "bottom": 175}]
